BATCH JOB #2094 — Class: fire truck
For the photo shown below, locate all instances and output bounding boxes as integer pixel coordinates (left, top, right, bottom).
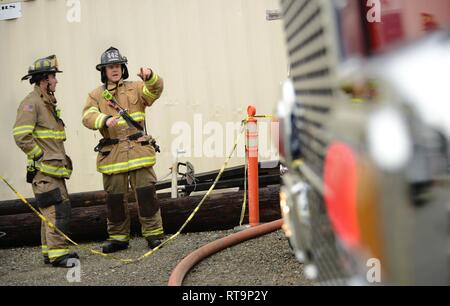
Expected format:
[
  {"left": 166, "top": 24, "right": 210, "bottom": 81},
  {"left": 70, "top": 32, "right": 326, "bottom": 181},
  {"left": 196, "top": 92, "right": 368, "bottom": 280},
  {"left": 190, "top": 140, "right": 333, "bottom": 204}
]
[{"left": 276, "top": 0, "right": 450, "bottom": 285}]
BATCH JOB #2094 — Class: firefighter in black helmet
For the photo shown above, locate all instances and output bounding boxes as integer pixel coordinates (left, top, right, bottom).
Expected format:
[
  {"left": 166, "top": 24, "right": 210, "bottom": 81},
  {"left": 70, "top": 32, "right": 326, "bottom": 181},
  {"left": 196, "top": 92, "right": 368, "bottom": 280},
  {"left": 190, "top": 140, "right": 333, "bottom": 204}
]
[
  {"left": 96, "top": 47, "right": 130, "bottom": 83},
  {"left": 82, "top": 47, "right": 164, "bottom": 253}
]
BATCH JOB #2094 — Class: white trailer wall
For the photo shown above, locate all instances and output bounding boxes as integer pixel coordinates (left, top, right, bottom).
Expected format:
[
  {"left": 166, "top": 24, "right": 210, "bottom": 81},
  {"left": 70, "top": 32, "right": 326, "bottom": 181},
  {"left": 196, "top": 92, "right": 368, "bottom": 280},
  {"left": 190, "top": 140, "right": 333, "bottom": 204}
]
[{"left": 0, "top": 0, "right": 288, "bottom": 200}]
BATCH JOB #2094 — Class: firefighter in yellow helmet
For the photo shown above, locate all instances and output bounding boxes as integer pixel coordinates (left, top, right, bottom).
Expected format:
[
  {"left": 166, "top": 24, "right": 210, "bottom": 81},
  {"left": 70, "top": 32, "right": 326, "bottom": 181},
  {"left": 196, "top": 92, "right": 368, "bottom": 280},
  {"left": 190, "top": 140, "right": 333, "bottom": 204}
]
[
  {"left": 82, "top": 47, "right": 164, "bottom": 253},
  {"left": 13, "top": 55, "right": 78, "bottom": 267}
]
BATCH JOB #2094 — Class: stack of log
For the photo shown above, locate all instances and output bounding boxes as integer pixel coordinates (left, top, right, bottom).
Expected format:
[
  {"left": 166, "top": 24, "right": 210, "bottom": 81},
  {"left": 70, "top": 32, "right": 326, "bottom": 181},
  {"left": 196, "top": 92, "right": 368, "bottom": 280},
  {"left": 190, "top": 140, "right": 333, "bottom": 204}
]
[
  {"left": 1, "top": 162, "right": 281, "bottom": 247},
  {"left": 0, "top": 184, "right": 281, "bottom": 248}
]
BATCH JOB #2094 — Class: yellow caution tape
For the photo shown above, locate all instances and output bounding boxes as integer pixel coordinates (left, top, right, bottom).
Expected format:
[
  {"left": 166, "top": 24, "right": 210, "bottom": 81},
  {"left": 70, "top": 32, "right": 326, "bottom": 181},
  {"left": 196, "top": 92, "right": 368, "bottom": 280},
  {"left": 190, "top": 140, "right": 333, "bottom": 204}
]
[
  {"left": 136, "top": 122, "right": 247, "bottom": 261},
  {"left": 1, "top": 120, "right": 250, "bottom": 264},
  {"left": 239, "top": 152, "right": 248, "bottom": 227},
  {"left": 0, "top": 175, "right": 133, "bottom": 263}
]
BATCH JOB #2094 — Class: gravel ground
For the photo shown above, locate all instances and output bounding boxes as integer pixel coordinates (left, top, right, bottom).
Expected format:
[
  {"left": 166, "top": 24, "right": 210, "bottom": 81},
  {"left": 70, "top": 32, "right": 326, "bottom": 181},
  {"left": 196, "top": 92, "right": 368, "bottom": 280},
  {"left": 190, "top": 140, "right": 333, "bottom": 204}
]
[{"left": 0, "top": 229, "right": 314, "bottom": 286}]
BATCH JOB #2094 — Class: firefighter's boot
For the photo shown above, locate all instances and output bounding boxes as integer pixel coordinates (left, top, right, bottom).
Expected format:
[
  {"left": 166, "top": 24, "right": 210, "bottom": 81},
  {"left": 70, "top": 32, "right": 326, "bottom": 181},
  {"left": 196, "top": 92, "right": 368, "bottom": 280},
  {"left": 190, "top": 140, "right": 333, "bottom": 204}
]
[
  {"left": 102, "top": 240, "right": 129, "bottom": 253},
  {"left": 51, "top": 252, "right": 79, "bottom": 268},
  {"left": 147, "top": 237, "right": 162, "bottom": 249}
]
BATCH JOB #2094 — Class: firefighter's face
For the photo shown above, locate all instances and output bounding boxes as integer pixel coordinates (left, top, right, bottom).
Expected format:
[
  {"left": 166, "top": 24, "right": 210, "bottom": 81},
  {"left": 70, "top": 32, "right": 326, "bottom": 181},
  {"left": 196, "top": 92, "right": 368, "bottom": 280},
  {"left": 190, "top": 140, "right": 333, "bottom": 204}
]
[
  {"left": 106, "top": 64, "right": 123, "bottom": 83},
  {"left": 46, "top": 74, "right": 58, "bottom": 92}
]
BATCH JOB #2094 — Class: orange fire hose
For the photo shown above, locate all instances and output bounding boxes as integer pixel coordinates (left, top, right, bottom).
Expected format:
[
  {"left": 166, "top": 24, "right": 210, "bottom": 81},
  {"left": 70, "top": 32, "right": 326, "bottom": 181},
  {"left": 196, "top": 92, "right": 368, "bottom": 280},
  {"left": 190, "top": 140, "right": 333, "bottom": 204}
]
[{"left": 168, "top": 219, "right": 283, "bottom": 286}]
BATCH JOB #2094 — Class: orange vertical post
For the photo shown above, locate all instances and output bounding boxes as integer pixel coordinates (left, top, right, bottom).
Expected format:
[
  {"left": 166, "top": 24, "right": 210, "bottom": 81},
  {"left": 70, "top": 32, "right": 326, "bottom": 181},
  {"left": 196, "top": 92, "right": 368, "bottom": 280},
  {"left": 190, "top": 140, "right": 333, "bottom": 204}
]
[{"left": 246, "top": 105, "right": 260, "bottom": 226}]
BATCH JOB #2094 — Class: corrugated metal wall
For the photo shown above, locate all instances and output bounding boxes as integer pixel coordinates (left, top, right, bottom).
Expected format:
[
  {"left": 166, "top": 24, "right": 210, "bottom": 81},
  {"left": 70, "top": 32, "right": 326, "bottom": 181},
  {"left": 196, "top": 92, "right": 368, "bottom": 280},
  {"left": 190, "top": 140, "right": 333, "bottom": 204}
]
[{"left": 0, "top": 0, "right": 288, "bottom": 200}]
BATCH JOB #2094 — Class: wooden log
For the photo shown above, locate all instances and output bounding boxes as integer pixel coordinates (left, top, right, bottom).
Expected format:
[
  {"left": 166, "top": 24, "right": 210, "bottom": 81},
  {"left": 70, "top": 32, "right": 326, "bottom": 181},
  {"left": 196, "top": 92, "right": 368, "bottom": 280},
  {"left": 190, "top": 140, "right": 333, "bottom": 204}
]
[
  {"left": 0, "top": 185, "right": 281, "bottom": 247},
  {"left": 0, "top": 175, "right": 278, "bottom": 216},
  {"left": 0, "top": 190, "right": 178, "bottom": 217},
  {"left": 0, "top": 190, "right": 109, "bottom": 216}
]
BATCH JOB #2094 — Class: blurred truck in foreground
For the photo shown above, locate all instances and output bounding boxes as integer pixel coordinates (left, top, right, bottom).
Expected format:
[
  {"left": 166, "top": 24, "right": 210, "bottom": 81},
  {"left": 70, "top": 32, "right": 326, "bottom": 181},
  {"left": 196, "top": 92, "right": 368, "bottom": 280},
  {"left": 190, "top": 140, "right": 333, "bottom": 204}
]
[{"left": 276, "top": 0, "right": 450, "bottom": 285}]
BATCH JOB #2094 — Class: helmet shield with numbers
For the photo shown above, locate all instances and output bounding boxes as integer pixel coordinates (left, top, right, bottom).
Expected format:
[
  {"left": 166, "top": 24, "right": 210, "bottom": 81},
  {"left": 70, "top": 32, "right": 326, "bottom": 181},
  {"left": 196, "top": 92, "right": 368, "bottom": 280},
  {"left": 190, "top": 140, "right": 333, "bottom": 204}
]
[{"left": 96, "top": 47, "right": 129, "bottom": 83}]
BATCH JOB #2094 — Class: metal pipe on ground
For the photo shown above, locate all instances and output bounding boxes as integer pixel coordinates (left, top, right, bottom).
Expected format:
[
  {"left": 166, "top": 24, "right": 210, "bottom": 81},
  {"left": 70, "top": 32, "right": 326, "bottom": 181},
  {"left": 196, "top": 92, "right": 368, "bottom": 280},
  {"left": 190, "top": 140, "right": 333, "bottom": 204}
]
[{"left": 168, "top": 219, "right": 283, "bottom": 286}]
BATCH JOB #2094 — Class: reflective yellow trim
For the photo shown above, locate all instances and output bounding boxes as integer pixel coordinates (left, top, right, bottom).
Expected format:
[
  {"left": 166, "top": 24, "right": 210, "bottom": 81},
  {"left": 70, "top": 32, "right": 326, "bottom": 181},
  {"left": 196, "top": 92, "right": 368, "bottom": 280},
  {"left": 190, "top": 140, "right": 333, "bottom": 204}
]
[
  {"left": 145, "top": 72, "right": 159, "bottom": 87},
  {"left": 146, "top": 227, "right": 163, "bottom": 234},
  {"left": 94, "top": 114, "right": 102, "bottom": 129},
  {"left": 36, "top": 161, "right": 72, "bottom": 178},
  {"left": 83, "top": 106, "right": 100, "bottom": 119},
  {"left": 109, "top": 235, "right": 129, "bottom": 242},
  {"left": 32, "top": 130, "right": 66, "bottom": 140},
  {"left": 94, "top": 113, "right": 108, "bottom": 130},
  {"left": 13, "top": 125, "right": 35, "bottom": 136},
  {"left": 48, "top": 248, "right": 70, "bottom": 260},
  {"left": 143, "top": 227, "right": 164, "bottom": 237},
  {"left": 98, "top": 156, "right": 156, "bottom": 174},
  {"left": 143, "top": 86, "right": 158, "bottom": 99},
  {"left": 27, "top": 145, "right": 43, "bottom": 159},
  {"left": 41, "top": 245, "right": 49, "bottom": 254},
  {"left": 117, "top": 112, "right": 146, "bottom": 126}
]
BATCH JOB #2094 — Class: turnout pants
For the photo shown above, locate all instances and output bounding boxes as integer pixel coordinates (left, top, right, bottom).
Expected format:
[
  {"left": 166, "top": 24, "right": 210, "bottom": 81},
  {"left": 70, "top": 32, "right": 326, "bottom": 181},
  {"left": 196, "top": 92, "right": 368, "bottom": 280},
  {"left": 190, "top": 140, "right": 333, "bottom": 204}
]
[
  {"left": 32, "top": 171, "right": 71, "bottom": 262},
  {"left": 102, "top": 166, "right": 164, "bottom": 243}
]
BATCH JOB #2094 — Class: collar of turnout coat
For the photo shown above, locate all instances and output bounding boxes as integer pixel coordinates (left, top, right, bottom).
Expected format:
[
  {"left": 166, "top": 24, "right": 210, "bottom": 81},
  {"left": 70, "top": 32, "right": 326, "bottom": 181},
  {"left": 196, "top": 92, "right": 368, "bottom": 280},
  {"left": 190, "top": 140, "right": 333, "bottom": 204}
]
[{"left": 34, "top": 85, "right": 57, "bottom": 106}]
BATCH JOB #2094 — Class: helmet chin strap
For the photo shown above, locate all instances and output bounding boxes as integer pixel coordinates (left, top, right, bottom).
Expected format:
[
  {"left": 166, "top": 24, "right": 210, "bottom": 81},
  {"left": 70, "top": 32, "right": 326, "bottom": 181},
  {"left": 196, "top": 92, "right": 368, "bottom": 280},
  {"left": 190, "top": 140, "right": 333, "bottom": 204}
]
[
  {"left": 38, "top": 75, "right": 51, "bottom": 95},
  {"left": 46, "top": 79, "right": 56, "bottom": 96},
  {"left": 39, "top": 74, "right": 55, "bottom": 96},
  {"left": 106, "top": 73, "right": 123, "bottom": 91},
  {"left": 105, "top": 79, "right": 120, "bottom": 92}
]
